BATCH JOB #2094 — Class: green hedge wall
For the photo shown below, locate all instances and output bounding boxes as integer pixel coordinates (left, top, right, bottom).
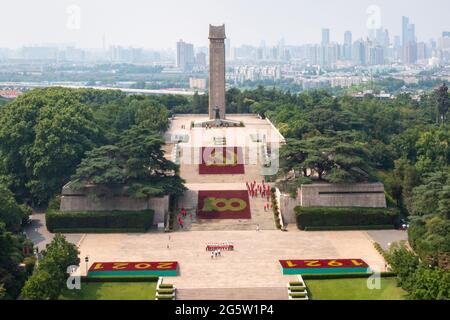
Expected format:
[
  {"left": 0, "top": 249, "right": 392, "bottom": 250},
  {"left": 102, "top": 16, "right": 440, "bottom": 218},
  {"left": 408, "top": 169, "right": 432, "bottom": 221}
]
[
  {"left": 295, "top": 207, "right": 399, "bottom": 230},
  {"left": 81, "top": 276, "right": 158, "bottom": 283},
  {"left": 302, "top": 272, "right": 397, "bottom": 280},
  {"left": 46, "top": 209, "right": 154, "bottom": 233}
]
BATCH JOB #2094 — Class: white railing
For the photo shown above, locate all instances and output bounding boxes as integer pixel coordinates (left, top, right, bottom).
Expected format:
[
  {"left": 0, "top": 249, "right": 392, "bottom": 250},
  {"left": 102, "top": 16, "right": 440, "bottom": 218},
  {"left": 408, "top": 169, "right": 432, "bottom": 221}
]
[{"left": 274, "top": 187, "right": 285, "bottom": 230}]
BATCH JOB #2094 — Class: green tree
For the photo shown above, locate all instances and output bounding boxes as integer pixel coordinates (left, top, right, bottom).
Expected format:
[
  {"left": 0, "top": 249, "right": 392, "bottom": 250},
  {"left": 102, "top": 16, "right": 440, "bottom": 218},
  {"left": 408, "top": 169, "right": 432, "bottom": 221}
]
[
  {"left": 21, "top": 270, "right": 61, "bottom": 300},
  {"left": 72, "top": 125, "right": 186, "bottom": 198},
  {"left": 408, "top": 170, "right": 449, "bottom": 217},
  {"left": 385, "top": 242, "right": 420, "bottom": 291},
  {"left": 409, "top": 267, "right": 450, "bottom": 300},
  {"left": 0, "top": 184, "right": 27, "bottom": 232},
  {"left": 434, "top": 83, "right": 449, "bottom": 124},
  {"left": 21, "top": 234, "right": 79, "bottom": 300},
  {"left": 0, "top": 283, "right": 6, "bottom": 299},
  {"left": 0, "top": 88, "right": 103, "bottom": 204}
]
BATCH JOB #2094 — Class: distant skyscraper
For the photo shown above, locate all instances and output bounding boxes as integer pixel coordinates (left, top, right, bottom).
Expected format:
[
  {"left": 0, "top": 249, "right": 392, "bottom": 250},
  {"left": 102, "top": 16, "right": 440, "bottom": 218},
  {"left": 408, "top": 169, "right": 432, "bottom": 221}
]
[
  {"left": 322, "top": 29, "right": 330, "bottom": 46},
  {"left": 402, "top": 16, "right": 410, "bottom": 46},
  {"left": 402, "top": 16, "right": 417, "bottom": 64},
  {"left": 195, "top": 51, "right": 207, "bottom": 68},
  {"left": 225, "top": 38, "right": 231, "bottom": 61},
  {"left": 443, "top": 31, "right": 450, "bottom": 38},
  {"left": 344, "top": 31, "right": 352, "bottom": 60},
  {"left": 404, "top": 42, "right": 418, "bottom": 64},
  {"left": 353, "top": 40, "right": 366, "bottom": 65},
  {"left": 176, "top": 39, "right": 195, "bottom": 71}
]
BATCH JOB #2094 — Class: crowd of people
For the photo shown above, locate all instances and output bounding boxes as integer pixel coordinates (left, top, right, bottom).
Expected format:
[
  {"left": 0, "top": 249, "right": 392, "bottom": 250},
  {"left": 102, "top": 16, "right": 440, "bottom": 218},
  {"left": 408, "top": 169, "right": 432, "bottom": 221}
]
[
  {"left": 177, "top": 207, "right": 192, "bottom": 229},
  {"left": 246, "top": 180, "right": 273, "bottom": 213}
]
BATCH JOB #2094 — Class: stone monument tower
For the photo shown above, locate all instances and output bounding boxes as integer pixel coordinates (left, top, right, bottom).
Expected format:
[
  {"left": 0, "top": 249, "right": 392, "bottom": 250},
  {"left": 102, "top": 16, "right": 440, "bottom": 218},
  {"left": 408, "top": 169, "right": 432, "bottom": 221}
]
[{"left": 209, "top": 24, "right": 226, "bottom": 120}]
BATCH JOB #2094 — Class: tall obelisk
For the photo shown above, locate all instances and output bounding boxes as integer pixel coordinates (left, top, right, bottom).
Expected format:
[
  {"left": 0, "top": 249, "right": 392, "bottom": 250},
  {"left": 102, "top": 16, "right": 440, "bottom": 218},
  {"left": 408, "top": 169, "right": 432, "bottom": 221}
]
[{"left": 208, "top": 24, "right": 226, "bottom": 120}]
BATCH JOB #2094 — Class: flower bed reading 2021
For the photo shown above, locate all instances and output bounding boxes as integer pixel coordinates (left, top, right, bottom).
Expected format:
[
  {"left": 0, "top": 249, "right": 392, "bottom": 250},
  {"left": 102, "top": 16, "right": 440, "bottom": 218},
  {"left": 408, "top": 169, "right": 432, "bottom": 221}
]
[
  {"left": 88, "top": 262, "right": 179, "bottom": 277},
  {"left": 280, "top": 259, "right": 370, "bottom": 275}
]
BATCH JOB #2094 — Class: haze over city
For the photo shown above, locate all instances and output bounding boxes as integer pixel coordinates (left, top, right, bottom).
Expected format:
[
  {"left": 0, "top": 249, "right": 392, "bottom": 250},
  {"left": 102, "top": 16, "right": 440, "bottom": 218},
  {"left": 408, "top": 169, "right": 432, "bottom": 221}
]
[{"left": 1, "top": 0, "right": 449, "bottom": 48}]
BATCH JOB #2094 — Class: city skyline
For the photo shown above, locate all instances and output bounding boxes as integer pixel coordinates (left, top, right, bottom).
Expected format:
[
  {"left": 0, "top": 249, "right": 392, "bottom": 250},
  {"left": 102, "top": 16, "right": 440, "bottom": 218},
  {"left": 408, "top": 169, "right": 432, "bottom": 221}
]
[{"left": 0, "top": 0, "right": 449, "bottom": 49}]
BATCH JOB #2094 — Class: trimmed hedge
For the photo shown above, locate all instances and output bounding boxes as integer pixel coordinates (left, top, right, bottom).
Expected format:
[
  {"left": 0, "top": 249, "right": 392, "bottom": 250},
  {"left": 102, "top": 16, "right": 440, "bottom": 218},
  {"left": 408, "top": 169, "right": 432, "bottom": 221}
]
[
  {"left": 50, "top": 228, "right": 148, "bottom": 233},
  {"left": 156, "top": 295, "right": 175, "bottom": 300},
  {"left": 304, "top": 225, "right": 395, "bottom": 231},
  {"left": 289, "top": 287, "right": 306, "bottom": 292},
  {"left": 46, "top": 209, "right": 154, "bottom": 233},
  {"left": 289, "top": 292, "right": 307, "bottom": 298},
  {"left": 157, "top": 289, "right": 175, "bottom": 294},
  {"left": 81, "top": 276, "right": 158, "bottom": 283},
  {"left": 295, "top": 207, "right": 399, "bottom": 230},
  {"left": 302, "top": 272, "right": 397, "bottom": 280}
]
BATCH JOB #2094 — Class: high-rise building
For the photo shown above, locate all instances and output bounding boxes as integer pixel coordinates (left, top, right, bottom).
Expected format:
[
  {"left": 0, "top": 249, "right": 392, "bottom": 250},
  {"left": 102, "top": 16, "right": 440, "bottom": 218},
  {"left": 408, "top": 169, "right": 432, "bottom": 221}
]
[
  {"left": 369, "top": 46, "right": 385, "bottom": 65},
  {"left": 404, "top": 42, "right": 418, "bottom": 64},
  {"left": 176, "top": 39, "right": 195, "bottom": 71},
  {"left": 416, "top": 42, "right": 428, "bottom": 61},
  {"left": 402, "top": 16, "right": 410, "bottom": 46},
  {"left": 353, "top": 40, "right": 366, "bottom": 65},
  {"left": 402, "top": 16, "right": 417, "bottom": 64},
  {"left": 343, "top": 31, "right": 352, "bottom": 60},
  {"left": 322, "top": 29, "right": 330, "bottom": 46},
  {"left": 225, "top": 38, "right": 231, "bottom": 61},
  {"left": 195, "top": 51, "right": 207, "bottom": 68}
]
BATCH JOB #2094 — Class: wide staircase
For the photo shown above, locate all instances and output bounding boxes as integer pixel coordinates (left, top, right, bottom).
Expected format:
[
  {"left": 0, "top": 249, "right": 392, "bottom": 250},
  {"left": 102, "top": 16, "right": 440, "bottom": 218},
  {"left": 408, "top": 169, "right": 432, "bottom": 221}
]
[{"left": 176, "top": 287, "right": 288, "bottom": 300}]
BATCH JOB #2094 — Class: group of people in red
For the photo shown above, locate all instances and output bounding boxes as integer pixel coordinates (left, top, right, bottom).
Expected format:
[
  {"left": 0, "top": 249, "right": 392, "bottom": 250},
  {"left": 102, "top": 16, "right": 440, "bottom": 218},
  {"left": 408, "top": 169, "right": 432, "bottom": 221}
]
[
  {"left": 177, "top": 207, "right": 192, "bottom": 229},
  {"left": 206, "top": 243, "right": 234, "bottom": 251},
  {"left": 246, "top": 180, "right": 273, "bottom": 212}
]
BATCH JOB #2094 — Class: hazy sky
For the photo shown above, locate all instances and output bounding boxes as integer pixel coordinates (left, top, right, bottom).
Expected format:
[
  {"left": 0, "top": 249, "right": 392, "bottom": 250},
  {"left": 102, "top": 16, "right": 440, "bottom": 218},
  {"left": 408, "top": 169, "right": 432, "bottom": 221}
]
[{"left": 1, "top": 0, "right": 449, "bottom": 49}]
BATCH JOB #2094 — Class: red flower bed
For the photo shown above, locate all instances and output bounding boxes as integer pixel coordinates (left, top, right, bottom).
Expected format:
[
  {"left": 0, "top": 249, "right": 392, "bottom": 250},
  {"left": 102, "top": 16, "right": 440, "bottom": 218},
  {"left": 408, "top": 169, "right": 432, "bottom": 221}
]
[
  {"left": 197, "top": 190, "right": 251, "bottom": 219},
  {"left": 199, "top": 147, "right": 245, "bottom": 174}
]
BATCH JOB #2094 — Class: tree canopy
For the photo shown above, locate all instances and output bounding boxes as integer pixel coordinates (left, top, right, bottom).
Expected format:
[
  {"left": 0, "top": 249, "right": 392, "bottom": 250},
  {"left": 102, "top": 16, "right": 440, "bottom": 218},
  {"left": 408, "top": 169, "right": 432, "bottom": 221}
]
[{"left": 71, "top": 125, "right": 186, "bottom": 198}]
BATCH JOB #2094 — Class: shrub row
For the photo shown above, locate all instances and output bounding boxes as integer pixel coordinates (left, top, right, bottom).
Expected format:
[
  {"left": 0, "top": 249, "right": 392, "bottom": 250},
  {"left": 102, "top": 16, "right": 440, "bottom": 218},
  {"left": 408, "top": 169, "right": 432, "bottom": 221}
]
[
  {"left": 82, "top": 276, "right": 158, "bottom": 283},
  {"left": 295, "top": 207, "right": 399, "bottom": 230},
  {"left": 304, "top": 225, "right": 395, "bottom": 231},
  {"left": 373, "top": 242, "right": 388, "bottom": 260},
  {"left": 302, "top": 272, "right": 397, "bottom": 280},
  {"left": 50, "top": 228, "right": 147, "bottom": 233},
  {"left": 46, "top": 209, "right": 154, "bottom": 232},
  {"left": 270, "top": 189, "right": 282, "bottom": 230},
  {"left": 289, "top": 287, "right": 306, "bottom": 292},
  {"left": 289, "top": 292, "right": 307, "bottom": 298},
  {"left": 156, "top": 295, "right": 175, "bottom": 300}
]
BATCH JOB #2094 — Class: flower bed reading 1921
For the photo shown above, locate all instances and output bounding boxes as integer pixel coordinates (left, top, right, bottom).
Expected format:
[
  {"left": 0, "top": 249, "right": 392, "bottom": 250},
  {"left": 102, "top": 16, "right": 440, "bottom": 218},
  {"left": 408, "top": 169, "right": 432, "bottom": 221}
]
[{"left": 280, "top": 259, "right": 370, "bottom": 275}]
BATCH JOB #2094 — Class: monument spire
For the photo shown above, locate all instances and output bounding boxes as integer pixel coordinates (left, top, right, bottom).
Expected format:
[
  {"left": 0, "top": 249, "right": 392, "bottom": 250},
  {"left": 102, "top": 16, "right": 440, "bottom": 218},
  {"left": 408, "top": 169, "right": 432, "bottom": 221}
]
[{"left": 209, "top": 24, "right": 227, "bottom": 120}]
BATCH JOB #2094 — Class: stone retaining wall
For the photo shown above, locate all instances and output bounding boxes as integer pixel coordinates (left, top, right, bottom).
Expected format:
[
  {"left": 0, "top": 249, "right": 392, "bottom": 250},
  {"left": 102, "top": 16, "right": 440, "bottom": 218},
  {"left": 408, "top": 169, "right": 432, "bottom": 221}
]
[
  {"left": 299, "top": 183, "right": 387, "bottom": 208},
  {"left": 60, "top": 183, "right": 169, "bottom": 225},
  {"left": 279, "top": 183, "right": 387, "bottom": 225}
]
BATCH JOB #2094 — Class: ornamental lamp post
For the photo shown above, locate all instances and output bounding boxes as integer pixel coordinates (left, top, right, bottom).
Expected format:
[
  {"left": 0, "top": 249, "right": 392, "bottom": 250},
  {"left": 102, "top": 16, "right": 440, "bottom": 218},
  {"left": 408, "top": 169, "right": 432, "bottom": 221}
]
[{"left": 85, "top": 256, "right": 89, "bottom": 275}]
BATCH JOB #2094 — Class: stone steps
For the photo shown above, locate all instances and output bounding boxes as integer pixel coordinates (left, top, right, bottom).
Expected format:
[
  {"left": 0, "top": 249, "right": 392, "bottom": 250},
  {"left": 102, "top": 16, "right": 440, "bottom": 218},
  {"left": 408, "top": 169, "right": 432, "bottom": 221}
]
[
  {"left": 187, "top": 192, "right": 276, "bottom": 231},
  {"left": 190, "top": 222, "right": 261, "bottom": 231},
  {"left": 176, "top": 287, "right": 288, "bottom": 300}
]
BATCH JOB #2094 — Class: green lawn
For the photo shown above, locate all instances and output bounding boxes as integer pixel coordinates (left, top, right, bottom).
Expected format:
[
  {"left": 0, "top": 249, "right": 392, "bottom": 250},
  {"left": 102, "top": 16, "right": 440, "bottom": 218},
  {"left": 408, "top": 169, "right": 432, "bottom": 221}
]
[
  {"left": 306, "top": 277, "right": 406, "bottom": 300},
  {"left": 59, "top": 282, "right": 157, "bottom": 300}
]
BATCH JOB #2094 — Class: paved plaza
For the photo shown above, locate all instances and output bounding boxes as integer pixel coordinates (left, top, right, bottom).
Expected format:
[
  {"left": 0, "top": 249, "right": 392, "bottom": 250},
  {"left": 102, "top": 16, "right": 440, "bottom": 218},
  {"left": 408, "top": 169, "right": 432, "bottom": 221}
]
[{"left": 77, "top": 229, "right": 386, "bottom": 298}]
